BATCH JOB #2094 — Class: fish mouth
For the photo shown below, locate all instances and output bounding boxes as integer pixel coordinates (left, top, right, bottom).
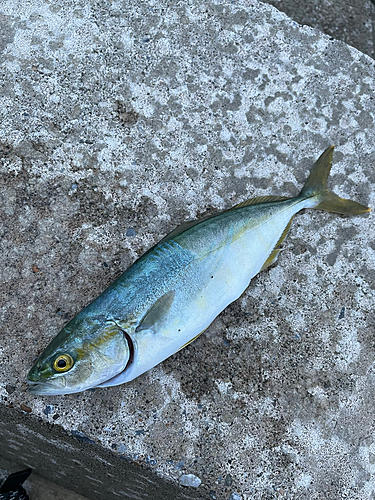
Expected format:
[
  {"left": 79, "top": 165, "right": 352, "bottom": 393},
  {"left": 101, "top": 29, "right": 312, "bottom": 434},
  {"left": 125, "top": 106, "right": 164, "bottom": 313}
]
[
  {"left": 27, "top": 380, "right": 66, "bottom": 395},
  {"left": 27, "top": 379, "right": 100, "bottom": 396}
]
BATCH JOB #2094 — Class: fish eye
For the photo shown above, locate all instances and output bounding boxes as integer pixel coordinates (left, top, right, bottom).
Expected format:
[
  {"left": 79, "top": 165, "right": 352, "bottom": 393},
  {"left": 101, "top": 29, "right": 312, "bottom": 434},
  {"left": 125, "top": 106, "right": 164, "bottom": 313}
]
[{"left": 53, "top": 354, "right": 74, "bottom": 372}]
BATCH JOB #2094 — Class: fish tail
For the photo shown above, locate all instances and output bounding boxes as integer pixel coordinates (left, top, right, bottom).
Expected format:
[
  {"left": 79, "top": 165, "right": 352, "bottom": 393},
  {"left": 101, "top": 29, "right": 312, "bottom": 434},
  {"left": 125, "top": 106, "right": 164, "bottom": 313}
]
[{"left": 299, "top": 146, "right": 371, "bottom": 215}]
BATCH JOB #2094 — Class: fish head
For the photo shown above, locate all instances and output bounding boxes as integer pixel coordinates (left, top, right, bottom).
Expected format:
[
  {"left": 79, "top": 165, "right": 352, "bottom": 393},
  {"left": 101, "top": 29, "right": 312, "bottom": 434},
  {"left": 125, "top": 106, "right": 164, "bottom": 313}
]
[{"left": 27, "top": 314, "right": 130, "bottom": 395}]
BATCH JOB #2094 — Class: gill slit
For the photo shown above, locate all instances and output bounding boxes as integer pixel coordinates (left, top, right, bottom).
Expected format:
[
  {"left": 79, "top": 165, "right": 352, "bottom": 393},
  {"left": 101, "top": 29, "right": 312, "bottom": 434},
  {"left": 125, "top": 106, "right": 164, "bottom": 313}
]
[
  {"left": 112, "top": 320, "right": 135, "bottom": 371},
  {"left": 122, "top": 329, "right": 134, "bottom": 371}
]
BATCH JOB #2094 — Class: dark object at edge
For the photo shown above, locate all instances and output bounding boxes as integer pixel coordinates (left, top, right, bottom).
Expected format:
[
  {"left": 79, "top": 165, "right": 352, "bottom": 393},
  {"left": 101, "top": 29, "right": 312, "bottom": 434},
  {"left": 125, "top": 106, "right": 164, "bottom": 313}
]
[{"left": 0, "top": 469, "right": 32, "bottom": 500}]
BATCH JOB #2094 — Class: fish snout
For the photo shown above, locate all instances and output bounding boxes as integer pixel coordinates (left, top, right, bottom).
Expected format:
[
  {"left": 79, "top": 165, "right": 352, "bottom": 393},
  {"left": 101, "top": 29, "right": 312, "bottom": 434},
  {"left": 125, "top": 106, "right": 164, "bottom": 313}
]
[{"left": 27, "top": 380, "right": 64, "bottom": 395}]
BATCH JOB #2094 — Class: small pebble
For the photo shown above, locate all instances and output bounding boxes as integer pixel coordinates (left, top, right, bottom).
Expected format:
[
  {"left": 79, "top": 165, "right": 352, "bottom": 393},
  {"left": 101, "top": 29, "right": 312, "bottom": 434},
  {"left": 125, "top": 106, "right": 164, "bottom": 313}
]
[
  {"left": 228, "top": 493, "right": 241, "bottom": 500},
  {"left": 71, "top": 430, "right": 95, "bottom": 444},
  {"left": 126, "top": 227, "right": 136, "bottom": 237},
  {"left": 43, "top": 405, "right": 54, "bottom": 416},
  {"left": 5, "top": 384, "right": 15, "bottom": 394},
  {"left": 20, "top": 404, "right": 32, "bottom": 413},
  {"left": 224, "top": 474, "right": 232, "bottom": 486},
  {"left": 179, "top": 474, "right": 201, "bottom": 488}
]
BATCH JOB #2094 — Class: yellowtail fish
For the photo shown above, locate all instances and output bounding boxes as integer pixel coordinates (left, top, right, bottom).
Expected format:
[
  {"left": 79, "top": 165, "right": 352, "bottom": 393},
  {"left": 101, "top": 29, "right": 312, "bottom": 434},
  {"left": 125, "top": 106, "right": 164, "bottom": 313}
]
[{"left": 27, "top": 147, "right": 370, "bottom": 395}]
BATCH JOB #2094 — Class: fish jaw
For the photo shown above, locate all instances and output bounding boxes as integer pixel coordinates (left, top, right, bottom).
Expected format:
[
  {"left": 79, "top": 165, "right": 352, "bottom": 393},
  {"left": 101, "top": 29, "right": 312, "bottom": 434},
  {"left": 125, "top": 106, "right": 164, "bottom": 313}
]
[{"left": 27, "top": 380, "right": 75, "bottom": 396}]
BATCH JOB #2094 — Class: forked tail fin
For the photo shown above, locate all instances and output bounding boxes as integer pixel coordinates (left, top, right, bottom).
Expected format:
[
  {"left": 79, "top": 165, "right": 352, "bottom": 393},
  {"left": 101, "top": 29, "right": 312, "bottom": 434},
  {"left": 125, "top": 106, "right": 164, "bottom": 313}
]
[{"left": 299, "top": 146, "right": 371, "bottom": 215}]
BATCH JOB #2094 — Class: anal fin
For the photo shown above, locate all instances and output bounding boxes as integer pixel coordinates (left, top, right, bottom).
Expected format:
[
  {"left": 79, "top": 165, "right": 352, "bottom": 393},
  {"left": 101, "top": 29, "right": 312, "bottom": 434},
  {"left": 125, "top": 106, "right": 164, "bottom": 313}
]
[
  {"left": 261, "top": 248, "right": 282, "bottom": 272},
  {"left": 175, "top": 327, "right": 208, "bottom": 353},
  {"left": 260, "top": 215, "right": 294, "bottom": 272}
]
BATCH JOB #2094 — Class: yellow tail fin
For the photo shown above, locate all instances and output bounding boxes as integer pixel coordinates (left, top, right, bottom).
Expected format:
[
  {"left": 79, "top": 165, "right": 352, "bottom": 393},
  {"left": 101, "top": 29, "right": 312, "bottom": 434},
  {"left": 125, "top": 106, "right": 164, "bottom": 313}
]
[{"left": 299, "top": 146, "right": 371, "bottom": 215}]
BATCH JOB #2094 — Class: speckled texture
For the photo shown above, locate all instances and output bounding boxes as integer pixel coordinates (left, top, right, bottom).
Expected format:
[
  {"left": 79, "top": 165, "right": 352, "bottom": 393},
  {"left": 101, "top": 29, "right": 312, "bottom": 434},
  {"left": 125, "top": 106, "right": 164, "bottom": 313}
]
[{"left": 1, "top": 1, "right": 374, "bottom": 499}]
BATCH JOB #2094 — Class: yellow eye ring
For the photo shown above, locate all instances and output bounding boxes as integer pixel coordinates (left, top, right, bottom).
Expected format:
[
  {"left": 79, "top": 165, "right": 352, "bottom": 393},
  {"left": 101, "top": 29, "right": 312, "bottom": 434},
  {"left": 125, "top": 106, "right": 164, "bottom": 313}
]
[{"left": 53, "top": 354, "right": 74, "bottom": 372}]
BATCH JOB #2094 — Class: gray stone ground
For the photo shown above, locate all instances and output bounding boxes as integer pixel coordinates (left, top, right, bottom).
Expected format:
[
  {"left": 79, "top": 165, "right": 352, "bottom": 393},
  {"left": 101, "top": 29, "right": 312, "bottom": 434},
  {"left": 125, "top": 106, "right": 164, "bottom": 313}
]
[
  {"left": 1, "top": 1, "right": 375, "bottom": 499},
  {"left": 262, "top": 0, "right": 375, "bottom": 58}
]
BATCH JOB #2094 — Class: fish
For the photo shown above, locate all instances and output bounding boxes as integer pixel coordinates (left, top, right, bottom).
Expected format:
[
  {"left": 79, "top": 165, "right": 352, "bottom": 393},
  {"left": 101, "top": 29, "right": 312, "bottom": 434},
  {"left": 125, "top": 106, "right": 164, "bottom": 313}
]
[{"left": 27, "top": 147, "right": 371, "bottom": 395}]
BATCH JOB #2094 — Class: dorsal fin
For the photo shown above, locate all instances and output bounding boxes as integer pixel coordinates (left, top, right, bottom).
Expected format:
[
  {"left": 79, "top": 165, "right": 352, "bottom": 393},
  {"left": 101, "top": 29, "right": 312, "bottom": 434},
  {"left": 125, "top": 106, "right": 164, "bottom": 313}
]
[
  {"left": 260, "top": 215, "right": 294, "bottom": 272},
  {"left": 161, "top": 196, "right": 290, "bottom": 243},
  {"left": 160, "top": 219, "right": 208, "bottom": 243},
  {"left": 231, "top": 195, "right": 289, "bottom": 210}
]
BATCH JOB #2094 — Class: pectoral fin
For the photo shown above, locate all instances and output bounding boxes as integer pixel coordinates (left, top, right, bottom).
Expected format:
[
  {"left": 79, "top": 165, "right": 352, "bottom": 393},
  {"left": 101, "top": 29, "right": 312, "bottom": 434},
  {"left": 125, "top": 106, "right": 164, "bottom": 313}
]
[{"left": 136, "top": 290, "right": 175, "bottom": 333}]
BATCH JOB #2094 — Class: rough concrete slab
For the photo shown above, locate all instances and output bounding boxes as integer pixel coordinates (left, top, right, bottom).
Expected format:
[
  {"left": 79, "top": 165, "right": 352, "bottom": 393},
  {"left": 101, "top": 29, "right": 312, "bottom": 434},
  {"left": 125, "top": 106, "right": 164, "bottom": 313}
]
[
  {"left": 0, "top": 405, "right": 199, "bottom": 500},
  {"left": 28, "top": 474, "right": 90, "bottom": 500},
  {"left": 261, "top": 0, "right": 375, "bottom": 58},
  {"left": 0, "top": 1, "right": 374, "bottom": 499}
]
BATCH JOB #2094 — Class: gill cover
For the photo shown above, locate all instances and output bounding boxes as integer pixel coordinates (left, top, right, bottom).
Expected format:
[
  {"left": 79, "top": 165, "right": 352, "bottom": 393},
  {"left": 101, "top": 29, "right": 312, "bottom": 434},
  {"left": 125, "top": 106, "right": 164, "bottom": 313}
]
[{"left": 27, "top": 317, "right": 131, "bottom": 395}]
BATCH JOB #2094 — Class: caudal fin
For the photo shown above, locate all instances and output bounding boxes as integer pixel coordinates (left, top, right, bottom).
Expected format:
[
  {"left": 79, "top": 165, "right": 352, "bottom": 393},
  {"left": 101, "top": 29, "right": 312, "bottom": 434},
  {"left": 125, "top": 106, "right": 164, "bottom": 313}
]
[{"left": 299, "top": 146, "right": 371, "bottom": 215}]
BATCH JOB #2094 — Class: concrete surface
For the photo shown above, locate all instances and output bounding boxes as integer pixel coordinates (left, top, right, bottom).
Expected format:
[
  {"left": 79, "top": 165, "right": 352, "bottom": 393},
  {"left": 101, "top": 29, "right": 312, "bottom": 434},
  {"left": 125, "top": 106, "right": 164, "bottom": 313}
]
[
  {"left": 1, "top": 1, "right": 375, "bottom": 499},
  {"left": 261, "top": 0, "right": 375, "bottom": 58}
]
